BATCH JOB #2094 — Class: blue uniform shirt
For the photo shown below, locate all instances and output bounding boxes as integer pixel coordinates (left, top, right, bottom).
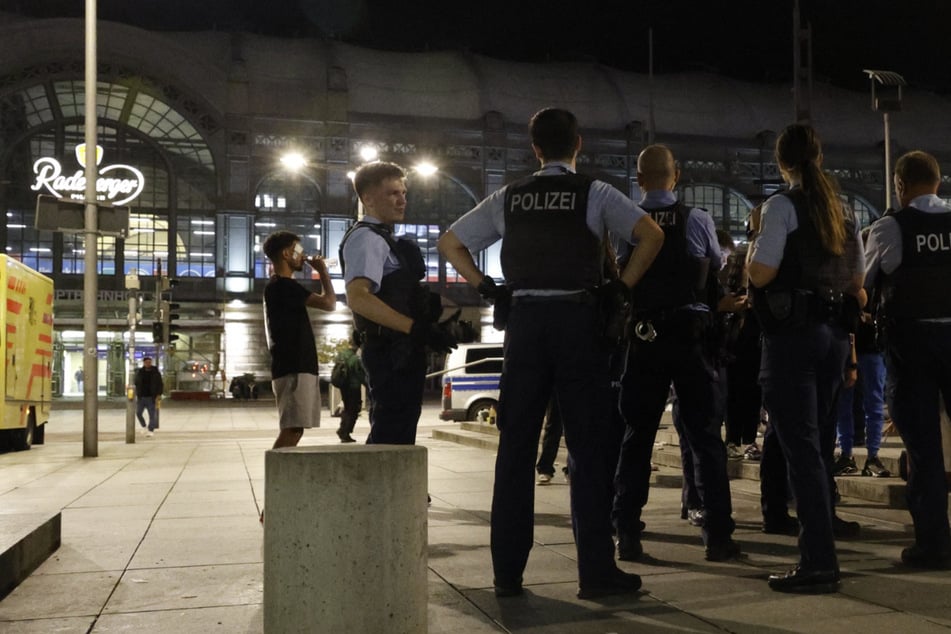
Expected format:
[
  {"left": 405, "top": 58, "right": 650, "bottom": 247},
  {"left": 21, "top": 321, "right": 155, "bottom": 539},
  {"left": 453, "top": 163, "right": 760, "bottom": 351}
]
[
  {"left": 448, "top": 162, "right": 647, "bottom": 293},
  {"left": 865, "top": 194, "right": 951, "bottom": 287},
  {"left": 342, "top": 216, "right": 409, "bottom": 294}
]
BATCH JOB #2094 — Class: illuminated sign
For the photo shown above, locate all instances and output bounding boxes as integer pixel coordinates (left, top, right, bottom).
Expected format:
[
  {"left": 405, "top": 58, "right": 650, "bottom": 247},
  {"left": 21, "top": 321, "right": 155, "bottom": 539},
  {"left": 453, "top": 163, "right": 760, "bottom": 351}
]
[{"left": 31, "top": 144, "right": 145, "bottom": 206}]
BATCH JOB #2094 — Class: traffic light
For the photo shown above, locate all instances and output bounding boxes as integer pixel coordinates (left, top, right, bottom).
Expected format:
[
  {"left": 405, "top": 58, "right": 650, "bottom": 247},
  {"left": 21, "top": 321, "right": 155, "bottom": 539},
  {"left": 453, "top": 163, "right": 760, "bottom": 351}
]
[
  {"left": 162, "top": 300, "right": 181, "bottom": 345},
  {"left": 152, "top": 320, "right": 164, "bottom": 343}
]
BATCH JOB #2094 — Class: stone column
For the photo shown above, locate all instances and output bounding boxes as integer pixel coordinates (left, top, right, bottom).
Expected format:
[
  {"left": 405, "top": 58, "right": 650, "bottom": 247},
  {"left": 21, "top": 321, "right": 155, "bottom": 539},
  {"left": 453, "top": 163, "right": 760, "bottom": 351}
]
[{"left": 264, "top": 444, "right": 428, "bottom": 633}]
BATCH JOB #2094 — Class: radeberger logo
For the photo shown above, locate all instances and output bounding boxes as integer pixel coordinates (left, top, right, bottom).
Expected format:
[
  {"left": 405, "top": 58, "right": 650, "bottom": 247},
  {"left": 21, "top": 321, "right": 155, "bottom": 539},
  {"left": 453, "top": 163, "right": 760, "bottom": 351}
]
[{"left": 31, "top": 144, "right": 145, "bottom": 206}]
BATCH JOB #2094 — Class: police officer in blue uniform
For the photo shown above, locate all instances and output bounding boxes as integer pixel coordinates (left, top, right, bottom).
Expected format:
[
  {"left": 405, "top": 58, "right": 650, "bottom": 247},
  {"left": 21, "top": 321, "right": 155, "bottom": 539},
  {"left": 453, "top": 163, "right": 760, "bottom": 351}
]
[
  {"left": 613, "top": 144, "right": 741, "bottom": 562},
  {"left": 748, "top": 123, "right": 865, "bottom": 593},
  {"left": 341, "top": 161, "right": 457, "bottom": 445},
  {"left": 865, "top": 149, "right": 951, "bottom": 569},
  {"left": 438, "top": 108, "right": 664, "bottom": 600}
]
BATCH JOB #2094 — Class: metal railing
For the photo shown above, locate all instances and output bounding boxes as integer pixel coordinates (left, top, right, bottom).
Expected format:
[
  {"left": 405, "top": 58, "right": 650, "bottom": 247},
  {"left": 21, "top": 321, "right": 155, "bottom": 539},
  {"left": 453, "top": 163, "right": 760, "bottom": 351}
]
[{"left": 425, "top": 356, "right": 503, "bottom": 380}]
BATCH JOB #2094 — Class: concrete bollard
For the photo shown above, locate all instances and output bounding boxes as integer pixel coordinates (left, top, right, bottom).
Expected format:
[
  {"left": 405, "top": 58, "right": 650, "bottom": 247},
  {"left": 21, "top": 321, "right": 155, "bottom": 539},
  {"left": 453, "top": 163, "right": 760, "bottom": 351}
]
[{"left": 263, "top": 444, "right": 428, "bottom": 634}]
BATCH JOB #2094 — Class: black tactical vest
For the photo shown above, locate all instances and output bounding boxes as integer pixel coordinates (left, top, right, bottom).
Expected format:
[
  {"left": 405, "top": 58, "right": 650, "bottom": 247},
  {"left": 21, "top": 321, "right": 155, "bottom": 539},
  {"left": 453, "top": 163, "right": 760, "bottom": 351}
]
[
  {"left": 339, "top": 222, "right": 430, "bottom": 332},
  {"left": 500, "top": 172, "right": 601, "bottom": 290},
  {"left": 628, "top": 202, "right": 706, "bottom": 311},
  {"left": 879, "top": 206, "right": 951, "bottom": 320}
]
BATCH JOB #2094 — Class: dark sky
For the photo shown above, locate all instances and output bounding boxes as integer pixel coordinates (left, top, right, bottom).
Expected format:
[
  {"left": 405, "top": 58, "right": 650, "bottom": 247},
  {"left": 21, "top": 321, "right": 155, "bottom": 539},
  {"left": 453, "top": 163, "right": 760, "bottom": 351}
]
[{"left": 3, "top": 0, "right": 949, "bottom": 95}]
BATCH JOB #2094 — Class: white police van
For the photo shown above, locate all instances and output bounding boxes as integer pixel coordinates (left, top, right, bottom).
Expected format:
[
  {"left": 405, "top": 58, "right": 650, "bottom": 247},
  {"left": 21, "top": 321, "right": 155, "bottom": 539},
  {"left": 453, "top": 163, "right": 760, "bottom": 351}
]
[{"left": 439, "top": 342, "right": 503, "bottom": 422}]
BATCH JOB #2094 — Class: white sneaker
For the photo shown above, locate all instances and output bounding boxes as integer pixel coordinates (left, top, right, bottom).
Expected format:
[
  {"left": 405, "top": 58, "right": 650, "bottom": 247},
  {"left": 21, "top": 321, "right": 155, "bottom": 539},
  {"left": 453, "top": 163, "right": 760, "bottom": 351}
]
[
  {"left": 726, "top": 442, "right": 744, "bottom": 461},
  {"left": 536, "top": 473, "right": 552, "bottom": 485},
  {"left": 146, "top": 431, "right": 154, "bottom": 438},
  {"left": 138, "top": 427, "right": 148, "bottom": 436}
]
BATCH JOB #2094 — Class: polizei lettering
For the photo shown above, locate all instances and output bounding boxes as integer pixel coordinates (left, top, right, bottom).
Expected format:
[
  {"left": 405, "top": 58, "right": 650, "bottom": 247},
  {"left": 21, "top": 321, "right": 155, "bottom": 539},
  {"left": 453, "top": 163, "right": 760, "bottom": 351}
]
[
  {"left": 651, "top": 210, "right": 680, "bottom": 226},
  {"left": 509, "top": 191, "right": 577, "bottom": 212},
  {"left": 915, "top": 232, "right": 951, "bottom": 253}
]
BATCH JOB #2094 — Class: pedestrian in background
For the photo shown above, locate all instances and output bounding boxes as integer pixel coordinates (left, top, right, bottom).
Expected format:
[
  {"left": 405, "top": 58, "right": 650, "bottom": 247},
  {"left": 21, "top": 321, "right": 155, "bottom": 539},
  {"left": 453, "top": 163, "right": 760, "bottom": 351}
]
[
  {"left": 747, "top": 123, "right": 865, "bottom": 593},
  {"left": 439, "top": 107, "right": 663, "bottom": 600},
  {"left": 134, "top": 356, "right": 163, "bottom": 437},
  {"left": 864, "top": 149, "right": 951, "bottom": 569},
  {"left": 333, "top": 331, "right": 367, "bottom": 443}
]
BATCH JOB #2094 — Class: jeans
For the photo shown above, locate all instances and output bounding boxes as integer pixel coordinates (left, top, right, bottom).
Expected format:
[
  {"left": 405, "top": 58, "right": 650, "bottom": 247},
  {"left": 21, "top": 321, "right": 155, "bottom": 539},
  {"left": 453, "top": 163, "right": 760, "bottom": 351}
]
[
  {"left": 836, "top": 351, "right": 886, "bottom": 455},
  {"left": 136, "top": 396, "right": 158, "bottom": 431}
]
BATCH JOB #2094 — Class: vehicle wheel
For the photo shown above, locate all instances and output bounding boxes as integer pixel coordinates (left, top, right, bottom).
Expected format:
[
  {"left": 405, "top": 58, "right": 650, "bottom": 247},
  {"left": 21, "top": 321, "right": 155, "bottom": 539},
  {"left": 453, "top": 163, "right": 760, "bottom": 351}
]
[
  {"left": 467, "top": 399, "right": 498, "bottom": 423},
  {"left": 12, "top": 413, "right": 35, "bottom": 451},
  {"left": 32, "top": 420, "right": 46, "bottom": 445}
]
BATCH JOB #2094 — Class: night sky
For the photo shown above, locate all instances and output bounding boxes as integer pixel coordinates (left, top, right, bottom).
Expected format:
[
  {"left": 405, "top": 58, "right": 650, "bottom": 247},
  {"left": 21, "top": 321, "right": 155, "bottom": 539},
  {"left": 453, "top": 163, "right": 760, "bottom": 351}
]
[{"left": 3, "top": 0, "right": 949, "bottom": 95}]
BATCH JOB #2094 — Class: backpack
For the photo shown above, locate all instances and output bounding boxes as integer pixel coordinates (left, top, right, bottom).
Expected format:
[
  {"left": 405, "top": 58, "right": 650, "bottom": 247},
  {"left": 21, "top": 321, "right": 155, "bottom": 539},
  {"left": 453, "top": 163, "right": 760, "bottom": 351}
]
[{"left": 330, "top": 358, "right": 348, "bottom": 388}]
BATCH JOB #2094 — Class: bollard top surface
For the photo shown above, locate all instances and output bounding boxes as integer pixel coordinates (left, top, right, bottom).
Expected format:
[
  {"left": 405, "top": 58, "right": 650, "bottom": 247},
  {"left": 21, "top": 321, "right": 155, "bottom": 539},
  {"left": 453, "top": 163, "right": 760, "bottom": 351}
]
[{"left": 267, "top": 444, "right": 428, "bottom": 456}]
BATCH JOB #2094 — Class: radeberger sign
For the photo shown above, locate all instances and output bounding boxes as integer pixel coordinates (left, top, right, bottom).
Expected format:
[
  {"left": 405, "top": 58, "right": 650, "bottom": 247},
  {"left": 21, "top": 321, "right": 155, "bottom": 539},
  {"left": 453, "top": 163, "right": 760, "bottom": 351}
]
[{"left": 31, "top": 144, "right": 145, "bottom": 206}]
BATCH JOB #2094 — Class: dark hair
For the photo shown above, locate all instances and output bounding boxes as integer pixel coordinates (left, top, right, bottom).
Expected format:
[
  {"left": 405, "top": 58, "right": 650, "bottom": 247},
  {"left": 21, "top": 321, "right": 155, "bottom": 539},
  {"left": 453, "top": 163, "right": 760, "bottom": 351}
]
[
  {"left": 352, "top": 161, "right": 406, "bottom": 198},
  {"left": 143, "top": 356, "right": 152, "bottom": 362},
  {"left": 895, "top": 150, "right": 941, "bottom": 188},
  {"left": 775, "top": 123, "right": 846, "bottom": 256},
  {"left": 529, "top": 108, "right": 579, "bottom": 161},
  {"left": 263, "top": 230, "right": 300, "bottom": 262}
]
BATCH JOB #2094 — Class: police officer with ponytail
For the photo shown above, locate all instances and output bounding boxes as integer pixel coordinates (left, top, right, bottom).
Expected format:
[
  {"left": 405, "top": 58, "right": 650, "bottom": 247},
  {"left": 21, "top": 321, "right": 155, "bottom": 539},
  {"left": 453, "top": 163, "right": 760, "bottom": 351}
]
[
  {"left": 748, "top": 123, "right": 865, "bottom": 593},
  {"left": 438, "top": 107, "right": 664, "bottom": 600},
  {"left": 865, "top": 149, "right": 951, "bottom": 569}
]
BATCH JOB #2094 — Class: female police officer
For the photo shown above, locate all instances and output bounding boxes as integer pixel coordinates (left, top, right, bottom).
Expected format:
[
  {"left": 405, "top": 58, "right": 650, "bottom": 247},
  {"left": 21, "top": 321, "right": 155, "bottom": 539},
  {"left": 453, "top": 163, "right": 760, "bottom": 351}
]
[{"left": 747, "top": 123, "right": 865, "bottom": 593}]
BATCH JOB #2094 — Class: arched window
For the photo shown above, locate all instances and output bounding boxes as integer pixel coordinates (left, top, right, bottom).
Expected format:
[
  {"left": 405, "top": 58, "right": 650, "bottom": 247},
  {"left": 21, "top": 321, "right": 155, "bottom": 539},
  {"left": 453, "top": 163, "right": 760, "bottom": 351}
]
[
  {"left": 252, "top": 171, "right": 322, "bottom": 279},
  {"left": 679, "top": 184, "right": 754, "bottom": 243},
  {"left": 405, "top": 171, "right": 478, "bottom": 283}
]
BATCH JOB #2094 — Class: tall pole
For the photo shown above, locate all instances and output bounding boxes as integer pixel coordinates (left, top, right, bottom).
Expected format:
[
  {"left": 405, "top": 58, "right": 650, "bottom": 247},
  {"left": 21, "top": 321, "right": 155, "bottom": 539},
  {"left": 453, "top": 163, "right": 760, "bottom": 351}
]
[
  {"left": 83, "top": 0, "right": 99, "bottom": 457},
  {"left": 883, "top": 111, "right": 892, "bottom": 210}
]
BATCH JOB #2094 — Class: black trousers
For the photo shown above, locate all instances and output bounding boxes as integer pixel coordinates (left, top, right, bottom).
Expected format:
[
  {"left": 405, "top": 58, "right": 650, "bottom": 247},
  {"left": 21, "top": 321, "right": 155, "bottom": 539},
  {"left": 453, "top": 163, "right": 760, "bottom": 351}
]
[
  {"left": 337, "top": 386, "right": 363, "bottom": 436},
  {"left": 361, "top": 336, "right": 426, "bottom": 445},
  {"left": 490, "top": 299, "right": 619, "bottom": 586},
  {"left": 614, "top": 311, "right": 735, "bottom": 545}
]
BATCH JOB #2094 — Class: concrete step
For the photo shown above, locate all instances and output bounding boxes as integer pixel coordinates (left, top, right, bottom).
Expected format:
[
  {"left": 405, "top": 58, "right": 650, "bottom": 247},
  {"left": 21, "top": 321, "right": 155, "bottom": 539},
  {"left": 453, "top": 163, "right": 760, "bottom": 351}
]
[
  {"left": 436, "top": 420, "right": 919, "bottom": 510},
  {"left": 0, "top": 512, "right": 61, "bottom": 600},
  {"left": 432, "top": 425, "right": 684, "bottom": 487}
]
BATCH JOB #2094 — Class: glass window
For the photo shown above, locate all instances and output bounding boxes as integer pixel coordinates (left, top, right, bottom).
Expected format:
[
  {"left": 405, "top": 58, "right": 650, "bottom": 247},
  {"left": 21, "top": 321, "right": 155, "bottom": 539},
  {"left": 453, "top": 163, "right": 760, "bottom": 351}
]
[
  {"left": 177, "top": 215, "right": 217, "bottom": 277},
  {"left": 395, "top": 224, "right": 441, "bottom": 283}
]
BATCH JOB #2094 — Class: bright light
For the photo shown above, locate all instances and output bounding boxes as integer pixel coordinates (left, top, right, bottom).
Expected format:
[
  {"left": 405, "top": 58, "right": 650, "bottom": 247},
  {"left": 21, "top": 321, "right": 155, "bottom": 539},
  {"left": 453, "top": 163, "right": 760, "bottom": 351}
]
[
  {"left": 346, "top": 170, "right": 356, "bottom": 181},
  {"left": 414, "top": 161, "right": 438, "bottom": 177},
  {"left": 280, "top": 152, "right": 307, "bottom": 172},
  {"left": 359, "top": 145, "right": 378, "bottom": 162}
]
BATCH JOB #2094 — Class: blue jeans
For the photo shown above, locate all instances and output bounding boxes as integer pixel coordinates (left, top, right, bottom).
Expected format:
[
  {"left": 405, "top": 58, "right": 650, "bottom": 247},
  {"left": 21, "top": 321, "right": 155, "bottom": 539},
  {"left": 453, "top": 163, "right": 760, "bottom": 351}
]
[
  {"left": 835, "top": 351, "right": 886, "bottom": 455},
  {"left": 136, "top": 396, "right": 158, "bottom": 431}
]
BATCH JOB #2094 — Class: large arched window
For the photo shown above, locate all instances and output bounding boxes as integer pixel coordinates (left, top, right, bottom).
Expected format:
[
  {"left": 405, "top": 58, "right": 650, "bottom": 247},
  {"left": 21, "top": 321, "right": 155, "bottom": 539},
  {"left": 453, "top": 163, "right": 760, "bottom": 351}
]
[
  {"left": 252, "top": 171, "right": 323, "bottom": 279},
  {"left": 680, "top": 184, "right": 754, "bottom": 243},
  {"left": 0, "top": 77, "right": 216, "bottom": 278},
  {"left": 405, "top": 171, "right": 478, "bottom": 283}
]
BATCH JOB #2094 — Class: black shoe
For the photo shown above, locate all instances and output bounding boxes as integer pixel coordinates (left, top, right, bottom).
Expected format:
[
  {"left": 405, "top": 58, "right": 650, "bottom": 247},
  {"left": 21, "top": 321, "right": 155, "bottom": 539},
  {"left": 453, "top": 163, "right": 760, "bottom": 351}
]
[
  {"left": 899, "top": 450, "right": 909, "bottom": 481},
  {"left": 901, "top": 544, "right": 951, "bottom": 569},
  {"left": 577, "top": 567, "right": 642, "bottom": 600},
  {"left": 768, "top": 566, "right": 840, "bottom": 593},
  {"left": 616, "top": 533, "right": 643, "bottom": 562},
  {"left": 493, "top": 577, "right": 523, "bottom": 597},
  {"left": 762, "top": 515, "right": 799, "bottom": 536},
  {"left": 832, "top": 515, "right": 860, "bottom": 539},
  {"left": 686, "top": 508, "right": 705, "bottom": 527},
  {"left": 337, "top": 430, "right": 356, "bottom": 443},
  {"left": 862, "top": 455, "right": 890, "bottom": 477},
  {"left": 705, "top": 539, "right": 741, "bottom": 562},
  {"left": 832, "top": 453, "right": 858, "bottom": 476}
]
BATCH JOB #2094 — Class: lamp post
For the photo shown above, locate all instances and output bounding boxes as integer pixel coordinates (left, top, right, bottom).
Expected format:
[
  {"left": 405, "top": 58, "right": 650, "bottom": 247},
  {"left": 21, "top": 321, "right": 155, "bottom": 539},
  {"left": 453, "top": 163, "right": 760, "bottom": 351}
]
[
  {"left": 863, "top": 69, "right": 907, "bottom": 211},
  {"left": 83, "top": 0, "right": 99, "bottom": 457}
]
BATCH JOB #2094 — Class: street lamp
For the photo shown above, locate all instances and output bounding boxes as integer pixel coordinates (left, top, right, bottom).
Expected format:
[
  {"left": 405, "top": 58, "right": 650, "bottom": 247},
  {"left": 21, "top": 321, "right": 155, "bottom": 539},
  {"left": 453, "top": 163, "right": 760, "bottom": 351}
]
[{"left": 863, "top": 69, "right": 907, "bottom": 211}]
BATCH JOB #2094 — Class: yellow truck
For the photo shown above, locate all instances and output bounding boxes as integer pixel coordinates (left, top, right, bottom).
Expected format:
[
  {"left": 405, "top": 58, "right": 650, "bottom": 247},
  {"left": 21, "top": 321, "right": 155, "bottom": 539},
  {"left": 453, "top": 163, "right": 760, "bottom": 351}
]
[{"left": 0, "top": 256, "right": 53, "bottom": 451}]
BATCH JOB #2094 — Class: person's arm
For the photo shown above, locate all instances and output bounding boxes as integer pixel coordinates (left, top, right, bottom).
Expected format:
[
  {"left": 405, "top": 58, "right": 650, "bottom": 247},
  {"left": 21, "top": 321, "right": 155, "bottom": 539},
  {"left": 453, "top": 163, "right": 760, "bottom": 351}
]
[
  {"left": 437, "top": 230, "right": 486, "bottom": 289},
  {"left": 345, "top": 277, "right": 414, "bottom": 334},
  {"left": 619, "top": 215, "right": 664, "bottom": 289},
  {"left": 745, "top": 202, "right": 779, "bottom": 288},
  {"left": 304, "top": 256, "right": 337, "bottom": 311}
]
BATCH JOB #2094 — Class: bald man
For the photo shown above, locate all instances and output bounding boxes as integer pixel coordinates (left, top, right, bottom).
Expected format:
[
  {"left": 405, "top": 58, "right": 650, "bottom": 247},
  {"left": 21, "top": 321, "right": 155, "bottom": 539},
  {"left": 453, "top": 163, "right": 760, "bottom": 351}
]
[{"left": 613, "top": 144, "right": 741, "bottom": 562}]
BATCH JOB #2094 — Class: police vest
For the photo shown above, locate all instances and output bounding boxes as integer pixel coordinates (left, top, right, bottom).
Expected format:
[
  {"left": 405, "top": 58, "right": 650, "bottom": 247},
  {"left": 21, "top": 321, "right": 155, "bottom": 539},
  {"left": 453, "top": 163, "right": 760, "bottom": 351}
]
[
  {"left": 751, "top": 190, "right": 857, "bottom": 331},
  {"left": 628, "top": 202, "right": 708, "bottom": 311},
  {"left": 339, "top": 222, "right": 431, "bottom": 332},
  {"left": 500, "top": 173, "right": 601, "bottom": 290},
  {"left": 879, "top": 207, "right": 951, "bottom": 320}
]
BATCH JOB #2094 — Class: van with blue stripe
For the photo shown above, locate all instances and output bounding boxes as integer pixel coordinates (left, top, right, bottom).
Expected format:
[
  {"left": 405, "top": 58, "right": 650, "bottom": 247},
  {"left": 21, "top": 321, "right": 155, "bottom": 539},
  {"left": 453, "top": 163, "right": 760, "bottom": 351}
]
[{"left": 439, "top": 343, "right": 503, "bottom": 422}]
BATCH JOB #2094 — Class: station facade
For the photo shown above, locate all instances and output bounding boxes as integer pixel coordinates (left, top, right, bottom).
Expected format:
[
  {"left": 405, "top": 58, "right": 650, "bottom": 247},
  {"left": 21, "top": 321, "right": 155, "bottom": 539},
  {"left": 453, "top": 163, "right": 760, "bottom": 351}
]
[{"left": 1, "top": 13, "right": 950, "bottom": 397}]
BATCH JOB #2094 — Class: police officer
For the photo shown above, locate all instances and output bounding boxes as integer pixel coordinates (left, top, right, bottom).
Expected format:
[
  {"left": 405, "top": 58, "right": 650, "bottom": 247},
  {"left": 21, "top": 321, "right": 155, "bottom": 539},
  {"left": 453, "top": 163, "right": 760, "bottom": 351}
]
[
  {"left": 613, "top": 144, "right": 740, "bottom": 562},
  {"left": 438, "top": 108, "right": 664, "bottom": 600},
  {"left": 341, "top": 161, "right": 457, "bottom": 445},
  {"left": 748, "top": 123, "right": 865, "bottom": 593},
  {"left": 865, "top": 149, "right": 951, "bottom": 569}
]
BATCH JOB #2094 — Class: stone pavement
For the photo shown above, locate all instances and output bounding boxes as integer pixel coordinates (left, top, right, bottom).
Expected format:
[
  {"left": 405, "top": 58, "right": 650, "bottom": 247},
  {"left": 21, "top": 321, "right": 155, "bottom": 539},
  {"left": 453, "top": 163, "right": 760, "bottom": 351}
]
[{"left": 1, "top": 399, "right": 950, "bottom": 633}]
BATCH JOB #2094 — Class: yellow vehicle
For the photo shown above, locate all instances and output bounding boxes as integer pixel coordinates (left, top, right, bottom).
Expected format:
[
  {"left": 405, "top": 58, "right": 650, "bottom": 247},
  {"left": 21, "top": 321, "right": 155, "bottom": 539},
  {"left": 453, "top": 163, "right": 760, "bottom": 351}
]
[{"left": 0, "top": 256, "right": 53, "bottom": 451}]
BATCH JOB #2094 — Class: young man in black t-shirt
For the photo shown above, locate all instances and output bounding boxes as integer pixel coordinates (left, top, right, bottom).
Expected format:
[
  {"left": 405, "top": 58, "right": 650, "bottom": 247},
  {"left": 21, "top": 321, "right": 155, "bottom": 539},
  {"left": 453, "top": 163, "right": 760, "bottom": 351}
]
[{"left": 262, "top": 230, "right": 337, "bottom": 451}]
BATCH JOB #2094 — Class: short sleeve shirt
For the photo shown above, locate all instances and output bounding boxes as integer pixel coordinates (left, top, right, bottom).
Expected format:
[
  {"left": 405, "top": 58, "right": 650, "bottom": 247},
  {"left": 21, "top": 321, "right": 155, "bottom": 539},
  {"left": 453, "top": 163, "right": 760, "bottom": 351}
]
[{"left": 263, "top": 276, "right": 318, "bottom": 378}]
